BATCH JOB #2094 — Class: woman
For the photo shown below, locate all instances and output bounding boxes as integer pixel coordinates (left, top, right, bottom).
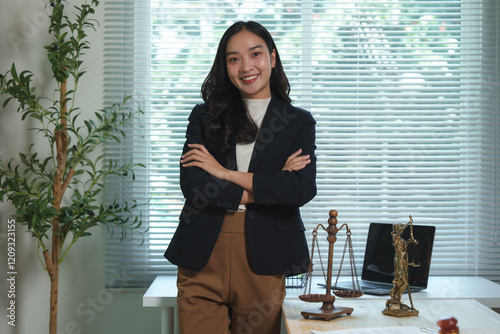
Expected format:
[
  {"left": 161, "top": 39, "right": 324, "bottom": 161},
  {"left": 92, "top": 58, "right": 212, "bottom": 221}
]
[{"left": 165, "top": 21, "right": 317, "bottom": 334}]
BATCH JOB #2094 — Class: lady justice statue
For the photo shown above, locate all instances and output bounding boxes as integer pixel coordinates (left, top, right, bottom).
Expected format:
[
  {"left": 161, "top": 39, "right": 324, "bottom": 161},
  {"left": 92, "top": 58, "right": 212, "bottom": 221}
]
[{"left": 382, "top": 216, "right": 420, "bottom": 317}]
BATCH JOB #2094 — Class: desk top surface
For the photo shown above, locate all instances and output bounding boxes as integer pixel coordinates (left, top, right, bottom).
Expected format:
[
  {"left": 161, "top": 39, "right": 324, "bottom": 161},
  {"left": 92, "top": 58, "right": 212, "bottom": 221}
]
[
  {"left": 143, "top": 275, "right": 500, "bottom": 308},
  {"left": 285, "top": 276, "right": 500, "bottom": 308},
  {"left": 283, "top": 298, "right": 500, "bottom": 334}
]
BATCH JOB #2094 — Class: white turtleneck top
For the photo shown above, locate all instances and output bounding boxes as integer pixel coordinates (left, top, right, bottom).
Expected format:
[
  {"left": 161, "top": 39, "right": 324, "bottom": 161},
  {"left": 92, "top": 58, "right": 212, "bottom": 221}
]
[{"left": 235, "top": 97, "right": 271, "bottom": 211}]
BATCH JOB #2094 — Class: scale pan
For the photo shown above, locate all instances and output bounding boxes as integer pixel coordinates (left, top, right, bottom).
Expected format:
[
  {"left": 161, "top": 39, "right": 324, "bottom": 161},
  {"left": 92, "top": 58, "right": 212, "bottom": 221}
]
[
  {"left": 299, "top": 294, "right": 337, "bottom": 303},
  {"left": 334, "top": 290, "right": 364, "bottom": 298}
]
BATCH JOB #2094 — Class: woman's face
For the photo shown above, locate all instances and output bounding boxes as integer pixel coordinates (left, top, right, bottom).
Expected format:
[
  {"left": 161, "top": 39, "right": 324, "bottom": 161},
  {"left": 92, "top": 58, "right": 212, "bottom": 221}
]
[{"left": 225, "top": 29, "right": 276, "bottom": 99}]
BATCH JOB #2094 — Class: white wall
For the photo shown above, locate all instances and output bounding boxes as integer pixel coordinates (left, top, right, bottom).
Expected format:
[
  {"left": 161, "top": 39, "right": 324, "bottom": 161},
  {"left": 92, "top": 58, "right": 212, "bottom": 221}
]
[{"left": 0, "top": 1, "right": 160, "bottom": 333}]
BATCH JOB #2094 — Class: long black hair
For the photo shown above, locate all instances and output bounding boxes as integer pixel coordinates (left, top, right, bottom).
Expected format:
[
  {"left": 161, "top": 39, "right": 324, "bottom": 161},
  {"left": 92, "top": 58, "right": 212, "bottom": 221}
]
[{"left": 201, "top": 21, "right": 291, "bottom": 153}]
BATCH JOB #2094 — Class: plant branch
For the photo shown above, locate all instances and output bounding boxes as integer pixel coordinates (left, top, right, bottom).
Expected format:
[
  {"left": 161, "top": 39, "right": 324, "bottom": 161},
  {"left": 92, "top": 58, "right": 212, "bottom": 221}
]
[
  {"left": 43, "top": 250, "right": 55, "bottom": 278},
  {"left": 61, "top": 168, "right": 75, "bottom": 196},
  {"left": 37, "top": 238, "right": 49, "bottom": 271}
]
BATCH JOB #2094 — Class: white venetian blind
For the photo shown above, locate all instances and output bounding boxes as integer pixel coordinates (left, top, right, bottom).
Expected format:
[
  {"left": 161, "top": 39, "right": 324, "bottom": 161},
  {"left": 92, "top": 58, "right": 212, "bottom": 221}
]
[{"left": 103, "top": 0, "right": 499, "bottom": 288}]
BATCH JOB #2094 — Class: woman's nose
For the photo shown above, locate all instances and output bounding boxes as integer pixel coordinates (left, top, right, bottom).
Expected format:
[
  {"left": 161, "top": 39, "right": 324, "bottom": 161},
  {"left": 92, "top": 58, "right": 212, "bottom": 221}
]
[{"left": 241, "top": 57, "right": 253, "bottom": 72}]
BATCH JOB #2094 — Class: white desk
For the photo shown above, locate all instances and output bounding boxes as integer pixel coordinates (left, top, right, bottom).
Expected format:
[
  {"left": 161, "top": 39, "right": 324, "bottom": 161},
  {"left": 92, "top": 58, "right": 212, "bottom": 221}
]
[
  {"left": 283, "top": 298, "right": 500, "bottom": 334},
  {"left": 286, "top": 276, "right": 500, "bottom": 309},
  {"left": 143, "top": 276, "right": 500, "bottom": 334},
  {"left": 143, "top": 275, "right": 179, "bottom": 334}
]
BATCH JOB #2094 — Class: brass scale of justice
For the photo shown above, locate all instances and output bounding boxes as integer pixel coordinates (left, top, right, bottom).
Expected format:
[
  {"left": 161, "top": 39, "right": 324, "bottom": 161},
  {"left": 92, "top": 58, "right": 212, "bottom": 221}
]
[{"left": 299, "top": 210, "right": 420, "bottom": 320}]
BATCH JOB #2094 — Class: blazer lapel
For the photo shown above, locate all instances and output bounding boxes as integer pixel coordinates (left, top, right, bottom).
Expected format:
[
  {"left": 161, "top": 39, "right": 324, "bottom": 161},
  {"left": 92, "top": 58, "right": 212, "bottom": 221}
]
[
  {"left": 248, "top": 97, "right": 289, "bottom": 172},
  {"left": 222, "top": 132, "right": 239, "bottom": 171}
]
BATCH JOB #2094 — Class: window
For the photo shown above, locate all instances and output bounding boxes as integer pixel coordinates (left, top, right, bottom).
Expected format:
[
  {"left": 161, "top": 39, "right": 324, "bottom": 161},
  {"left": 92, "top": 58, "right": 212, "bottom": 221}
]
[{"left": 103, "top": 0, "right": 499, "bottom": 288}]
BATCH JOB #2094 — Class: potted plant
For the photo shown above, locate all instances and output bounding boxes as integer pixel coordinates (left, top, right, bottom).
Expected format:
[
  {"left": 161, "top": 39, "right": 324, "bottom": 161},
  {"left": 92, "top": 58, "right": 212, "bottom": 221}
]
[{"left": 0, "top": 1, "right": 145, "bottom": 333}]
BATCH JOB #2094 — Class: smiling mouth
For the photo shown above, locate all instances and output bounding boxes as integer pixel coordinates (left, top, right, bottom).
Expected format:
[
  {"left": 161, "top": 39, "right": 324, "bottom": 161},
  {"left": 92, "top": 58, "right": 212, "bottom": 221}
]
[{"left": 241, "top": 74, "right": 258, "bottom": 84}]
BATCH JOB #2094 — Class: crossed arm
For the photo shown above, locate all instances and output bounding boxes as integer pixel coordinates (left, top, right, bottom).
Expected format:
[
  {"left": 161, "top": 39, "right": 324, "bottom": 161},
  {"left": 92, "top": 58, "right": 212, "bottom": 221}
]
[{"left": 181, "top": 144, "right": 311, "bottom": 204}]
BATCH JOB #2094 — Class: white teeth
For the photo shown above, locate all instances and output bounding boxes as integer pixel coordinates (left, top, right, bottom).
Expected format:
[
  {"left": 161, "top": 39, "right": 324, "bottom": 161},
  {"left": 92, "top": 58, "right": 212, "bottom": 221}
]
[{"left": 242, "top": 74, "right": 258, "bottom": 81}]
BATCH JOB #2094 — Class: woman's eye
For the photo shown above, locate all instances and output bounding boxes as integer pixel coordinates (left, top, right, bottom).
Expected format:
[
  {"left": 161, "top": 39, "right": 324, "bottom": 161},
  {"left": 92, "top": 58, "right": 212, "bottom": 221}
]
[
  {"left": 252, "top": 52, "right": 261, "bottom": 57},
  {"left": 228, "top": 57, "right": 239, "bottom": 63}
]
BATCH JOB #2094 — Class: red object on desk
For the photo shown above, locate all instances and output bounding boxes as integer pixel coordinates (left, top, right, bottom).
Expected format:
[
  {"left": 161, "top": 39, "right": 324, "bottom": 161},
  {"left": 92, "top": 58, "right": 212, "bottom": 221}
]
[{"left": 438, "top": 316, "right": 459, "bottom": 334}]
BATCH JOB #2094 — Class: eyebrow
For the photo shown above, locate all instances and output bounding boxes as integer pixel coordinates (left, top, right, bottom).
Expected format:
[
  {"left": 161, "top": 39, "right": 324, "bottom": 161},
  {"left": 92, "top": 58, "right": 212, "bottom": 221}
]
[{"left": 226, "top": 44, "right": 264, "bottom": 57}]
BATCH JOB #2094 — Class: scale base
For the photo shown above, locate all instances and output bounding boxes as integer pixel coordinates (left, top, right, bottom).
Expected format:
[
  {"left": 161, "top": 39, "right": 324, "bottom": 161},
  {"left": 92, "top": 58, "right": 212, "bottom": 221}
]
[
  {"left": 382, "top": 302, "right": 419, "bottom": 318},
  {"left": 301, "top": 302, "right": 353, "bottom": 321},
  {"left": 382, "top": 307, "right": 419, "bottom": 317}
]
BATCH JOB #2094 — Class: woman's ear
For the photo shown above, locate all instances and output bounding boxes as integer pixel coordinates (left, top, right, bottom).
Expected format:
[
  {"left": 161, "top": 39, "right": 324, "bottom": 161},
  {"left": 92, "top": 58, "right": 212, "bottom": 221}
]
[{"left": 271, "top": 49, "right": 277, "bottom": 68}]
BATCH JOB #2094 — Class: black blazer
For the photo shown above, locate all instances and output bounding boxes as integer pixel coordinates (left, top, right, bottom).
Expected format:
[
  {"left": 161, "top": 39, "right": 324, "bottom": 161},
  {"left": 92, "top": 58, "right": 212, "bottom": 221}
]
[{"left": 164, "top": 96, "right": 317, "bottom": 276}]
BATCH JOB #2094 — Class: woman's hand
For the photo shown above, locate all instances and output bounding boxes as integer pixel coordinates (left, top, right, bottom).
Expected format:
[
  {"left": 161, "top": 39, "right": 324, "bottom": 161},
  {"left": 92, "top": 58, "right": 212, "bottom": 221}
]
[
  {"left": 282, "top": 149, "right": 311, "bottom": 172},
  {"left": 181, "top": 143, "right": 229, "bottom": 180}
]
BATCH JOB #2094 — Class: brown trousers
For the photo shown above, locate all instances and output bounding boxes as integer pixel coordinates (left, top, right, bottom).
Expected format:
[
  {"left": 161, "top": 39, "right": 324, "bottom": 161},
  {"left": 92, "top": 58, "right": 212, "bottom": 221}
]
[{"left": 176, "top": 211, "right": 285, "bottom": 334}]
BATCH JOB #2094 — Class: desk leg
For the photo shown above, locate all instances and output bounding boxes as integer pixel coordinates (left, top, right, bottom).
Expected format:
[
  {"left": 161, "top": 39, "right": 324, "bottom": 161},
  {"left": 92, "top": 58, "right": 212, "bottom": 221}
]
[
  {"left": 174, "top": 306, "right": 179, "bottom": 334},
  {"left": 161, "top": 306, "right": 175, "bottom": 334}
]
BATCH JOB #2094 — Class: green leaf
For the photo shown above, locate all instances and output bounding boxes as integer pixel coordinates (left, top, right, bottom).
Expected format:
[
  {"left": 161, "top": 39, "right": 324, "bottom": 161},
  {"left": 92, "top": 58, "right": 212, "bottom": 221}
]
[
  {"left": 95, "top": 112, "right": 103, "bottom": 122},
  {"left": 84, "top": 120, "right": 92, "bottom": 134},
  {"left": 19, "top": 153, "right": 28, "bottom": 166},
  {"left": 29, "top": 215, "right": 37, "bottom": 230},
  {"left": 77, "top": 71, "right": 87, "bottom": 80},
  {"left": 10, "top": 63, "right": 18, "bottom": 80},
  {"left": 3, "top": 97, "right": 14, "bottom": 108}
]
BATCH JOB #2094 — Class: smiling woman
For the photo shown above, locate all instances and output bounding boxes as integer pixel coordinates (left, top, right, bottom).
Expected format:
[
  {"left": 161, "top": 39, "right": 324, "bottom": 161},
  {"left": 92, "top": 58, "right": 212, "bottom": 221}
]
[{"left": 164, "top": 21, "right": 317, "bottom": 334}]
